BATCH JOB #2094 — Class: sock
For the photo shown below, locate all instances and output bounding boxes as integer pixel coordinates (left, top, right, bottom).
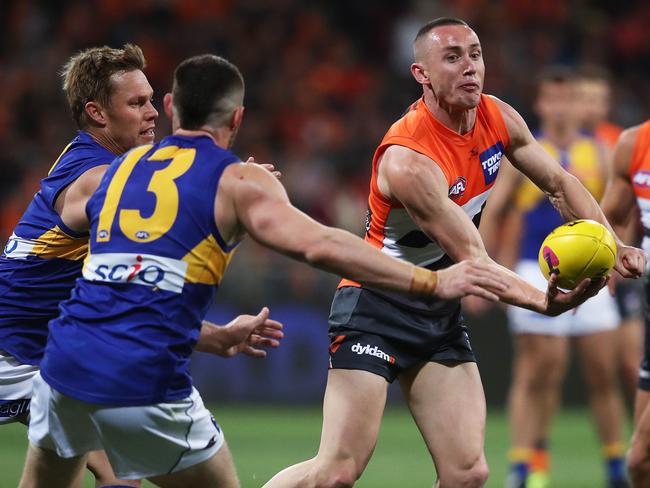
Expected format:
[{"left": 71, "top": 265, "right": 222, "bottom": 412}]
[
  {"left": 508, "top": 447, "right": 532, "bottom": 485},
  {"left": 603, "top": 442, "right": 626, "bottom": 482},
  {"left": 530, "top": 439, "right": 549, "bottom": 474}
]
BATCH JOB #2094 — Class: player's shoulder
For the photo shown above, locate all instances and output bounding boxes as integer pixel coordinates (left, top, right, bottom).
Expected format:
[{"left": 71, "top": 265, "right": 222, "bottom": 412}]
[
  {"left": 483, "top": 94, "right": 518, "bottom": 122},
  {"left": 618, "top": 122, "right": 647, "bottom": 148}
]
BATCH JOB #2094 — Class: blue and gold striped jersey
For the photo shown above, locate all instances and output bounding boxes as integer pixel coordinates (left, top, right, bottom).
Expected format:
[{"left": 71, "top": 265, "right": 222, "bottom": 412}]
[
  {"left": 41, "top": 134, "right": 241, "bottom": 406},
  {"left": 515, "top": 133, "right": 605, "bottom": 261},
  {"left": 0, "top": 132, "right": 115, "bottom": 365}
]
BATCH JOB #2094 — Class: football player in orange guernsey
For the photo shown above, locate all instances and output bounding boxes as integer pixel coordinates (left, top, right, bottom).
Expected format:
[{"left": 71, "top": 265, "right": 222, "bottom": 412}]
[
  {"left": 576, "top": 66, "right": 645, "bottom": 410},
  {"left": 601, "top": 120, "right": 650, "bottom": 487},
  {"left": 264, "top": 17, "right": 645, "bottom": 488}
]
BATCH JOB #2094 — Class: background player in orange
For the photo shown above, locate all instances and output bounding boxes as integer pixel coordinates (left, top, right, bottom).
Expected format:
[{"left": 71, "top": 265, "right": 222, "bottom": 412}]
[
  {"left": 576, "top": 66, "right": 645, "bottom": 403},
  {"left": 601, "top": 120, "right": 650, "bottom": 487},
  {"left": 263, "top": 18, "right": 644, "bottom": 488},
  {"left": 484, "top": 69, "right": 629, "bottom": 488}
]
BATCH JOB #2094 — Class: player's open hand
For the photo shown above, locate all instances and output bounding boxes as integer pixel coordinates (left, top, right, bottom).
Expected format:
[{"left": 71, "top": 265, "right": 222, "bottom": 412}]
[
  {"left": 543, "top": 273, "right": 606, "bottom": 316},
  {"left": 204, "top": 307, "right": 284, "bottom": 358},
  {"left": 436, "top": 259, "right": 508, "bottom": 301},
  {"left": 245, "top": 156, "right": 282, "bottom": 180},
  {"left": 615, "top": 244, "right": 646, "bottom": 279}
]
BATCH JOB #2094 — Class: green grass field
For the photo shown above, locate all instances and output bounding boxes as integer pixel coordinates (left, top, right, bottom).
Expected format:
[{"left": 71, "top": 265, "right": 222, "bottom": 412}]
[{"left": 0, "top": 406, "right": 626, "bottom": 487}]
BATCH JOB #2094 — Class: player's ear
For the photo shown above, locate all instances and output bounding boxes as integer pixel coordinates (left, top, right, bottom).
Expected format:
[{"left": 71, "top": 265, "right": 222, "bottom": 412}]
[
  {"left": 411, "top": 62, "right": 429, "bottom": 85},
  {"left": 84, "top": 101, "right": 106, "bottom": 127},
  {"left": 163, "top": 93, "right": 174, "bottom": 120},
  {"left": 231, "top": 106, "right": 245, "bottom": 131}
]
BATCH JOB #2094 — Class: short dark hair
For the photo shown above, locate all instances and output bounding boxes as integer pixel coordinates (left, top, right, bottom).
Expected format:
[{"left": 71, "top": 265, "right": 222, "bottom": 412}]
[
  {"left": 61, "top": 44, "right": 146, "bottom": 129},
  {"left": 414, "top": 17, "right": 469, "bottom": 43},
  {"left": 172, "top": 54, "right": 245, "bottom": 130}
]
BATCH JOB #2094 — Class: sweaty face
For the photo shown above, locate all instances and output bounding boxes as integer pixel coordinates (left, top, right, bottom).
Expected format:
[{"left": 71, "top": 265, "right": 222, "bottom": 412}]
[
  {"left": 103, "top": 70, "right": 158, "bottom": 153},
  {"left": 535, "top": 81, "right": 580, "bottom": 129},
  {"left": 416, "top": 25, "right": 485, "bottom": 109}
]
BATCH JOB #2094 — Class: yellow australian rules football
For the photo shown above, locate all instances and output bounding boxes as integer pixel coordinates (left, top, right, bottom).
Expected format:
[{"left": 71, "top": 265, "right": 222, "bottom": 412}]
[{"left": 538, "top": 219, "right": 617, "bottom": 289}]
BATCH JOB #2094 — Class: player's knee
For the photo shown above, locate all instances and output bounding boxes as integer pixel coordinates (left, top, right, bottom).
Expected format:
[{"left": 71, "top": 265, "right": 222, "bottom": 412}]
[
  {"left": 584, "top": 366, "right": 617, "bottom": 393},
  {"left": 441, "top": 458, "right": 488, "bottom": 488}
]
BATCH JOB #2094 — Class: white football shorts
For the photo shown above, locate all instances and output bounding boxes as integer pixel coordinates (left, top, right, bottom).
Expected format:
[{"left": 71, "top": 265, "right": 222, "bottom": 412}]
[
  {"left": 508, "top": 260, "right": 620, "bottom": 336},
  {"left": 0, "top": 349, "right": 39, "bottom": 424},
  {"left": 28, "top": 373, "right": 224, "bottom": 480}
]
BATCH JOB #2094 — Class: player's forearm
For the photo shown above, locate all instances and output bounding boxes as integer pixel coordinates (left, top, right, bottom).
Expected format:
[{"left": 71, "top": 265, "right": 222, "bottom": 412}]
[
  {"left": 195, "top": 321, "right": 225, "bottom": 355},
  {"left": 304, "top": 228, "right": 431, "bottom": 295},
  {"left": 550, "top": 173, "right": 623, "bottom": 245},
  {"left": 488, "top": 262, "right": 546, "bottom": 313}
]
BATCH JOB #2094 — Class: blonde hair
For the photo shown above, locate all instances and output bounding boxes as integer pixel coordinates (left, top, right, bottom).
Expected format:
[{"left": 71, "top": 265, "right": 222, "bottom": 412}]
[{"left": 61, "top": 44, "right": 146, "bottom": 129}]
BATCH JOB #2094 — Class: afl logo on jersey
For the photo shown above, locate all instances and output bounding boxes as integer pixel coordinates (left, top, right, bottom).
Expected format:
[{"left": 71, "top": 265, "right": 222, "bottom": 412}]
[
  {"left": 448, "top": 177, "right": 467, "bottom": 200},
  {"left": 633, "top": 170, "right": 650, "bottom": 188},
  {"left": 479, "top": 141, "right": 504, "bottom": 185},
  {"left": 98, "top": 230, "right": 109, "bottom": 239},
  {"left": 136, "top": 231, "right": 150, "bottom": 240}
]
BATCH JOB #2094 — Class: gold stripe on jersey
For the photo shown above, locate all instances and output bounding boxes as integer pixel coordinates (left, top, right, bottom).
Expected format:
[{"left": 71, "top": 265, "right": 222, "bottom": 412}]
[
  {"left": 31, "top": 226, "right": 88, "bottom": 260},
  {"left": 182, "top": 235, "right": 234, "bottom": 285},
  {"left": 47, "top": 142, "right": 74, "bottom": 175},
  {"left": 514, "top": 138, "right": 604, "bottom": 211}
]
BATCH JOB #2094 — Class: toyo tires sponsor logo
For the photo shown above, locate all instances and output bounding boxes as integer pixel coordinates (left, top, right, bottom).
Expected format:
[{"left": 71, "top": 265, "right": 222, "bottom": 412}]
[
  {"left": 479, "top": 141, "right": 504, "bottom": 185},
  {"left": 83, "top": 252, "right": 188, "bottom": 293},
  {"left": 351, "top": 342, "right": 395, "bottom": 364}
]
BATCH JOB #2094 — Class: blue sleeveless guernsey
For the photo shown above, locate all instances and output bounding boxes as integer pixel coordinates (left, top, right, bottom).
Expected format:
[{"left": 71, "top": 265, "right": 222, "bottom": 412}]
[
  {"left": 40, "top": 134, "right": 240, "bottom": 406},
  {"left": 0, "top": 132, "right": 115, "bottom": 365},
  {"left": 515, "top": 132, "right": 605, "bottom": 261}
]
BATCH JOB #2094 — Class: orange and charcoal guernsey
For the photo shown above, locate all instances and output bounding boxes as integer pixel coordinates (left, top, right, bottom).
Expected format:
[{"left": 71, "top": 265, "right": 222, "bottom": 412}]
[
  {"left": 630, "top": 120, "right": 650, "bottom": 259},
  {"left": 340, "top": 94, "right": 510, "bottom": 289}
]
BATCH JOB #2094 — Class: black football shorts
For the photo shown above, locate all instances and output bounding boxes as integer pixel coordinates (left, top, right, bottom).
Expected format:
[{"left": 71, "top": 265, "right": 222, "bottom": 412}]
[{"left": 328, "top": 286, "right": 476, "bottom": 382}]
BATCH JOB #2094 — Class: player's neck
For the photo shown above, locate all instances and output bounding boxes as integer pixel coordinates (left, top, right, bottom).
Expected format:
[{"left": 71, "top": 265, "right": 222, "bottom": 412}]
[
  {"left": 423, "top": 93, "right": 476, "bottom": 135},
  {"left": 85, "top": 128, "right": 125, "bottom": 155},
  {"left": 174, "top": 127, "right": 231, "bottom": 149}
]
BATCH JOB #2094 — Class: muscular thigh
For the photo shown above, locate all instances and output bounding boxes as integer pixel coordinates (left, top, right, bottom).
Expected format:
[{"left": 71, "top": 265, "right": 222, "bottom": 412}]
[
  {"left": 316, "top": 369, "right": 389, "bottom": 467},
  {"left": 399, "top": 361, "right": 486, "bottom": 471}
]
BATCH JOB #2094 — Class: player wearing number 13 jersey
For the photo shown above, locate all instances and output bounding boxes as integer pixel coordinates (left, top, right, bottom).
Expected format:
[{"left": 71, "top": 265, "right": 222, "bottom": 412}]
[{"left": 41, "top": 135, "right": 241, "bottom": 405}]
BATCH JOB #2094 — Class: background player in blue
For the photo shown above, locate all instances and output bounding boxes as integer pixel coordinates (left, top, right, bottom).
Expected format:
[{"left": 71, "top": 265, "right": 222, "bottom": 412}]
[
  {"left": 0, "top": 44, "right": 284, "bottom": 488},
  {"left": 18, "top": 53, "right": 513, "bottom": 488},
  {"left": 482, "top": 69, "right": 629, "bottom": 488}
]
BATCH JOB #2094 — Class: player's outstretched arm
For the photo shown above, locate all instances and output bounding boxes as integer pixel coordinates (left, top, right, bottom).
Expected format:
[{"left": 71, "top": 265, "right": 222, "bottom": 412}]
[
  {"left": 196, "top": 307, "right": 284, "bottom": 358},
  {"left": 378, "top": 144, "right": 602, "bottom": 316},
  {"left": 493, "top": 96, "right": 646, "bottom": 278},
  {"left": 218, "top": 162, "right": 507, "bottom": 301}
]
